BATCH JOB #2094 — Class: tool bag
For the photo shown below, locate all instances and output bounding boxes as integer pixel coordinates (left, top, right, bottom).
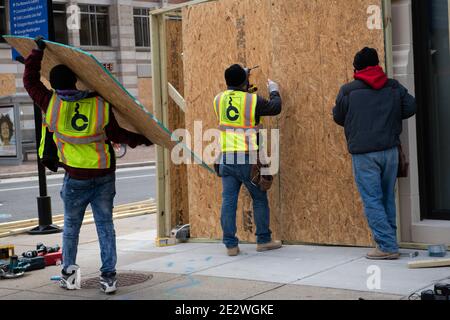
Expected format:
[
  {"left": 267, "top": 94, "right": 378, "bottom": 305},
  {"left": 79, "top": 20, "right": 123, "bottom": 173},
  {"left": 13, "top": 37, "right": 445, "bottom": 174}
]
[
  {"left": 397, "top": 144, "right": 409, "bottom": 178},
  {"left": 250, "top": 158, "right": 274, "bottom": 192}
]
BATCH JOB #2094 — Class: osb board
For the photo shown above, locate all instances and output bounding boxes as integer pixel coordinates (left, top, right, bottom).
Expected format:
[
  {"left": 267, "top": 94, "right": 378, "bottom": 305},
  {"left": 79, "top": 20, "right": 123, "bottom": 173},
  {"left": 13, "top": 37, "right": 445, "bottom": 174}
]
[
  {"left": 167, "top": 19, "right": 189, "bottom": 227},
  {"left": 138, "top": 78, "right": 153, "bottom": 111},
  {"left": 183, "top": 0, "right": 280, "bottom": 243},
  {"left": 0, "top": 74, "right": 16, "bottom": 96},
  {"left": 183, "top": 0, "right": 385, "bottom": 246},
  {"left": 4, "top": 36, "right": 176, "bottom": 150}
]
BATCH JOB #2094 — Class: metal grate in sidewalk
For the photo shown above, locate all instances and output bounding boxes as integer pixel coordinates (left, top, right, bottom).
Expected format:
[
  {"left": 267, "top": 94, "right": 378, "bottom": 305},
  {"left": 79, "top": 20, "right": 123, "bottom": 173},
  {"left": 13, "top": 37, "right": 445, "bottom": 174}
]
[{"left": 81, "top": 272, "right": 153, "bottom": 289}]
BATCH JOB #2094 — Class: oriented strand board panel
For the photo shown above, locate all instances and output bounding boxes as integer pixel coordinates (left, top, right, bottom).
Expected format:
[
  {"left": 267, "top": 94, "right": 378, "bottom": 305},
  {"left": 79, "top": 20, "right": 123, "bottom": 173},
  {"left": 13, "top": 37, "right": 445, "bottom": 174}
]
[
  {"left": 4, "top": 36, "right": 176, "bottom": 151},
  {"left": 0, "top": 74, "right": 16, "bottom": 96},
  {"left": 167, "top": 18, "right": 189, "bottom": 227},
  {"left": 183, "top": 0, "right": 279, "bottom": 242},
  {"left": 183, "top": 0, "right": 384, "bottom": 246},
  {"left": 138, "top": 78, "right": 153, "bottom": 111}
]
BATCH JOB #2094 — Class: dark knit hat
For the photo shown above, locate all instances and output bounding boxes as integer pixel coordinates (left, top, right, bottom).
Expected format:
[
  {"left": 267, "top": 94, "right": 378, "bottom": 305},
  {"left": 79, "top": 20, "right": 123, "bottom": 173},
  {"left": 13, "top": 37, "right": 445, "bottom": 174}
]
[
  {"left": 353, "top": 47, "right": 380, "bottom": 71},
  {"left": 225, "top": 64, "right": 248, "bottom": 87},
  {"left": 50, "top": 65, "right": 77, "bottom": 90}
]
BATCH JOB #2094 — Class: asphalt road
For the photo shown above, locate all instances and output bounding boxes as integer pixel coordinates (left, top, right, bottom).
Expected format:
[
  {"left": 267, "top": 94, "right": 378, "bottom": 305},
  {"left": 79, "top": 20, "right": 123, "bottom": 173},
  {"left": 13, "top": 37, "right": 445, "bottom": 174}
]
[{"left": 0, "top": 166, "right": 156, "bottom": 223}]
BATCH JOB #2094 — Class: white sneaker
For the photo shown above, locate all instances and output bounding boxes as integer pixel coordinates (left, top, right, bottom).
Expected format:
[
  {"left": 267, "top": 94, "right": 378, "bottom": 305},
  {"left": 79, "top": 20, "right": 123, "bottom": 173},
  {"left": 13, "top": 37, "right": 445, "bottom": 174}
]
[
  {"left": 100, "top": 273, "right": 117, "bottom": 294},
  {"left": 59, "top": 267, "right": 81, "bottom": 290}
]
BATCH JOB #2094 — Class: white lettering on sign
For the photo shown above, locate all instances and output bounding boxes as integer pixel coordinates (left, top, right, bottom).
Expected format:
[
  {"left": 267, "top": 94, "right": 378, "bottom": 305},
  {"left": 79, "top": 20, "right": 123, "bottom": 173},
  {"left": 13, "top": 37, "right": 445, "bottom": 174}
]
[{"left": 103, "top": 63, "right": 114, "bottom": 72}]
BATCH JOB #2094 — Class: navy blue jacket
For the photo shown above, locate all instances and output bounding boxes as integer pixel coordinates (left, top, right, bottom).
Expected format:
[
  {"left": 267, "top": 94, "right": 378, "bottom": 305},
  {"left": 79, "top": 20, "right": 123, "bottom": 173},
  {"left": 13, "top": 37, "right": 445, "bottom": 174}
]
[{"left": 333, "top": 78, "right": 417, "bottom": 155}]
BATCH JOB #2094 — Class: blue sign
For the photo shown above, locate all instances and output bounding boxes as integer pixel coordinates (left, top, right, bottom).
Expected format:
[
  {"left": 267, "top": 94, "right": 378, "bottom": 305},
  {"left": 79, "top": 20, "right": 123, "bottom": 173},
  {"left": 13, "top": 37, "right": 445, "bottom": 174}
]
[{"left": 9, "top": 0, "right": 50, "bottom": 59}]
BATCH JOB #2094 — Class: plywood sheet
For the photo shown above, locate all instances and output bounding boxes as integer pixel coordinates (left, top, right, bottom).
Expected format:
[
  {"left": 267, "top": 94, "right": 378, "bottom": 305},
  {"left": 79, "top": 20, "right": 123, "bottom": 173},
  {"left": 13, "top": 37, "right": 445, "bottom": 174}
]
[
  {"left": 4, "top": 36, "right": 176, "bottom": 151},
  {"left": 166, "top": 19, "right": 189, "bottom": 227},
  {"left": 183, "top": 0, "right": 279, "bottom": 243},
  {"left": 138, "top": 78, "right": 153, "bottom": 111},
  {"left": 183, "top": 0, "right": 384, "bottom": 246}
]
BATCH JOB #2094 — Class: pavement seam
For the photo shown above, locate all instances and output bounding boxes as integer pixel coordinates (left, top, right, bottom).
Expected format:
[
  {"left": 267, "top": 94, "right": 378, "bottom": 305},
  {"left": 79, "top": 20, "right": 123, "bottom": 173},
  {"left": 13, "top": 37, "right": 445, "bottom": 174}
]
[
  {"left": 293, "top": 256, "right": 366, "bottom": 283},
  {"left": 244, "top": 255, "right": 368, "bottom": 300},
  {"left": 12, "top": 271, "right": 105, "bottom": 299},
  {"left": 243, "top": 283, "right": 288, "bottom": 300},
  {"left": 187, "top": 254, "right": 257, "bottom": 276},
  {"left": 242, "top": 256, "right": 365, "bottom": 300}
]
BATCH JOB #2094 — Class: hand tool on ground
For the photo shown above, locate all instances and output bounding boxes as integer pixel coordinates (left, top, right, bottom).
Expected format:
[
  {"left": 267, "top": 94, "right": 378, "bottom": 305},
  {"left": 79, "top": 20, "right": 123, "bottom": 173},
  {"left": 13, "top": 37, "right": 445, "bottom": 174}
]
[
  {"left": 0, "top": 256, "right": 30, "bottom": 279},
  {"left": 171, "top": 224, "right": 190, "bottom": 242},
  {"left": 428, "top": 244, "right": 447, "bottom": 258},
  {"left": 19, "top": 256, "right": 46, "bottom": 272}
]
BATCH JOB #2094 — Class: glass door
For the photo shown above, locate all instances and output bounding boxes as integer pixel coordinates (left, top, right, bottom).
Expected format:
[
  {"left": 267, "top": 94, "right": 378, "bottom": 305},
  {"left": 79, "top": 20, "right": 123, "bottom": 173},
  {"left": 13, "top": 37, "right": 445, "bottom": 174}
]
[{"left": 413, "top": 0, "right": 450, "bottom": 220}]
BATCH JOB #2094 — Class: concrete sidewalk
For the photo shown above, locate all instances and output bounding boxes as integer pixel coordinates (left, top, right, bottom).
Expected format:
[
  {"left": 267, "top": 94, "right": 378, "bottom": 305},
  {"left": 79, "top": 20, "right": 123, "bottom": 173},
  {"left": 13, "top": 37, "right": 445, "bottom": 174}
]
[
  {"left": 0, "top": 146, "right": 155, "bottom": 179},
  {"left": 0, "top": 214, "right": 448, "bottom": 300}
]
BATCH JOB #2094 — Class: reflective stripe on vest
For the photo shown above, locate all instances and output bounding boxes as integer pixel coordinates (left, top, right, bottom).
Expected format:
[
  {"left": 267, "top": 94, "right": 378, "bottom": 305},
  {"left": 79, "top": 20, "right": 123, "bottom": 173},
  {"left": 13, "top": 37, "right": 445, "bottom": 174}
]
[
  {"left": 215, "top": 90, "right": 258, "bottom": 152},
  {"left": 45, "top": 92, "right": 110, "bottom": 169}
]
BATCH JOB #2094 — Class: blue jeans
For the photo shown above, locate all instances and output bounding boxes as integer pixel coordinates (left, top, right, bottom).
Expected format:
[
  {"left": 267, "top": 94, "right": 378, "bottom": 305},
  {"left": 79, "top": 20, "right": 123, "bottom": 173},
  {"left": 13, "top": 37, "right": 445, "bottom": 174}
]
[
  {"left": 352, "top": 147, "right": 399, "bottom": 253},
  {"left": 60, "top": 172, "right": 117, "bottom": 275},
  {"left": 219, "top": 154, "right": 272, "bottom": 248}
]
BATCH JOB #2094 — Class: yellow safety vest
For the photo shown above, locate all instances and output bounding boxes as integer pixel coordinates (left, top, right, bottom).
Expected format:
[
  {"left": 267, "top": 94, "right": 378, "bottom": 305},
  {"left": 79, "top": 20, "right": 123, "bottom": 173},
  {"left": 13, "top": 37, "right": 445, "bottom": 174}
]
[
  {"left": 214, "top": 90, "right": 259, "bottom": 152},
  {"left": 43, "top": 92, "right": 111, "bottom": 169}
]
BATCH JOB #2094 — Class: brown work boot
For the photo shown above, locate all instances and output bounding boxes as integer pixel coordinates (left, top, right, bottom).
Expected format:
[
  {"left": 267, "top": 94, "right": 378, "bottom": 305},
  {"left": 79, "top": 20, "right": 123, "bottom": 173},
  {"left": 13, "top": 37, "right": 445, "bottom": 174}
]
[
  {"left": 257, "top": 240, "right": 282, "bottom": 252},
  {"left": 366, "top": 248, "right": 400, "bottom": 260},
  {"left": 227, "top": 246, "right": 240, "bottom": 257}
]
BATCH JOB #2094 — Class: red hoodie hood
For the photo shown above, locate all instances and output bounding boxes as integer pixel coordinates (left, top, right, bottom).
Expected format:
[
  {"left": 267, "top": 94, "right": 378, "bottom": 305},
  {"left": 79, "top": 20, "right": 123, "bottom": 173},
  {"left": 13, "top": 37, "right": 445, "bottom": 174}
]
[{"left": 354, "top": 65, "right": 388, "bottom": 90}]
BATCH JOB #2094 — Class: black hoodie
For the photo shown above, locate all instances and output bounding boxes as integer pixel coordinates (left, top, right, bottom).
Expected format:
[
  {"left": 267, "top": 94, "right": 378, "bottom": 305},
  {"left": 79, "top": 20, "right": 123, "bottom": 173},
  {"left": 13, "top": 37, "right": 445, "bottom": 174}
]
[{"left": 333, "top": 67, "right": 417, "bottom": 155}]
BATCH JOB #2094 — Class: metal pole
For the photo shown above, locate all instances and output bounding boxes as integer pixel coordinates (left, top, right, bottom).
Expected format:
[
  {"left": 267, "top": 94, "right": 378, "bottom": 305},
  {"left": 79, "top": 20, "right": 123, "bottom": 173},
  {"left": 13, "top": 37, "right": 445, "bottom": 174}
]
[{"left": 28, "top": 0, "right": 61, "bottom": 235}]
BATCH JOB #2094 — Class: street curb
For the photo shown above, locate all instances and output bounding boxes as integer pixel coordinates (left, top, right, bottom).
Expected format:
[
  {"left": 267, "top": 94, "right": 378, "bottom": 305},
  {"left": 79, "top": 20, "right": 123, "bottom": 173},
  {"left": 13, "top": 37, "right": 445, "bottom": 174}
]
[{"left": 0, "top": 161, "right": 156, "bottom": 180}]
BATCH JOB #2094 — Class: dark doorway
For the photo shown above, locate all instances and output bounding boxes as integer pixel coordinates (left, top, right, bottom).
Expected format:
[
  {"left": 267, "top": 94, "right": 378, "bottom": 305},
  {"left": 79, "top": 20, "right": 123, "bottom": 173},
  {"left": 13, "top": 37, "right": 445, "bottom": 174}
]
[{"left": 413, "top": 0, "right": 450, "bottom": 220}]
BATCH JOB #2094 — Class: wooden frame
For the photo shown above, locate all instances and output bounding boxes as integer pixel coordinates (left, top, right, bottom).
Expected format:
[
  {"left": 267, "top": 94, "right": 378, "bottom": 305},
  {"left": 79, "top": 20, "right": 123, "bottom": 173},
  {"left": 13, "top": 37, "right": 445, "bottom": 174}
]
[{"left": 150, "top": 0, "right": 216, "bottom": 239}]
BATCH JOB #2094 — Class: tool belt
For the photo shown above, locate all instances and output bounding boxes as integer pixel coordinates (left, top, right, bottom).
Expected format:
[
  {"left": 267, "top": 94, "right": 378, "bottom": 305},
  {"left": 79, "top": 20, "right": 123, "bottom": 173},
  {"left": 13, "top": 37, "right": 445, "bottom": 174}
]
[
  {"left": 250, "top": 158, "right": 273, "bottom": 192},
  {"left": 214, "top": 153, "right": 273, "bottom": 192}
]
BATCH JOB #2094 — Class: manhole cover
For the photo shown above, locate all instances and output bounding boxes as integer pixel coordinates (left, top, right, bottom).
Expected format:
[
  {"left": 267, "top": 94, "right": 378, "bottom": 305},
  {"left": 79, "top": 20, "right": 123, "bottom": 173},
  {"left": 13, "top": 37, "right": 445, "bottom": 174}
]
[{"left": 81, "top": 273, "right": 153, "bottom": 289}]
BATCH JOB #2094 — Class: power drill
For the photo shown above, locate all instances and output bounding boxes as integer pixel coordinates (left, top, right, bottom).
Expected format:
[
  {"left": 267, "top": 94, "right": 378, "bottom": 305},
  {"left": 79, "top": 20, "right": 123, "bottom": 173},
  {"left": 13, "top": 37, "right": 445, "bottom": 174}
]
[{"left": 245, "top": 66, "right": 260, "bottom": 94}]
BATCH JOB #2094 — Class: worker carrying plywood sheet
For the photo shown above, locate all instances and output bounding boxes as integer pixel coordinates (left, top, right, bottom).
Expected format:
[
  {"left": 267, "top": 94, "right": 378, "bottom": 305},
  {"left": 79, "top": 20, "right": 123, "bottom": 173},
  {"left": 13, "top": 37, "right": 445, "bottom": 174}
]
[
  {"left": 214, "top": 64, "right": 283, "bottom": 256},
  {"left": 333, "top": 47, "right": 417, "bottom": 261},
  {"left": 20, "top": 37, "right": 154, "bottom": 295}
]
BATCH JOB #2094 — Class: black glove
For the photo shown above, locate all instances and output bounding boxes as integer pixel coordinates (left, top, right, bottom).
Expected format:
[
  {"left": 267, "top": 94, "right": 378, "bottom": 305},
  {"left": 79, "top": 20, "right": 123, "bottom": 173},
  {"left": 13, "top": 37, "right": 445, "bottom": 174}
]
[
  {"left": 144, "top": 138, "right": 154, "bottom": 147},
  {"left": 15, "top": 56, "right": 25, "bottom": 64},
  {"left": 34, "top": 35, "right": 46, "bottom": 51}
]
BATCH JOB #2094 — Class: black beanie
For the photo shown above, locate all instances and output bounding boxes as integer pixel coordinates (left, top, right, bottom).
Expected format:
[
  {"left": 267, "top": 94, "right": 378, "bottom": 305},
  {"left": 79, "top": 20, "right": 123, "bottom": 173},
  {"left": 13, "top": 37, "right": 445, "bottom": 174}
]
[
  {"left": 353, "top": 47, "right": 380, "bottom": 71},
  {"left": 50, "top": 65, "right": 77, "bottom": 90},
  {"left": 225, "top": 64, "right": 247, "bottom": 87}
]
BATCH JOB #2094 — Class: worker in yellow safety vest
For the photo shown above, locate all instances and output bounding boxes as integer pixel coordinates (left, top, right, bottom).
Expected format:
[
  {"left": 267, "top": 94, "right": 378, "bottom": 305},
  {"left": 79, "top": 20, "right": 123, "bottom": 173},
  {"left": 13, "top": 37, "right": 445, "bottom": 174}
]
[
  {"left": 214, "top": 64, "right": 283, "bottom": 256},
  {"left": 23, "top": 36, "right": 153, "bottom": 294}
]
